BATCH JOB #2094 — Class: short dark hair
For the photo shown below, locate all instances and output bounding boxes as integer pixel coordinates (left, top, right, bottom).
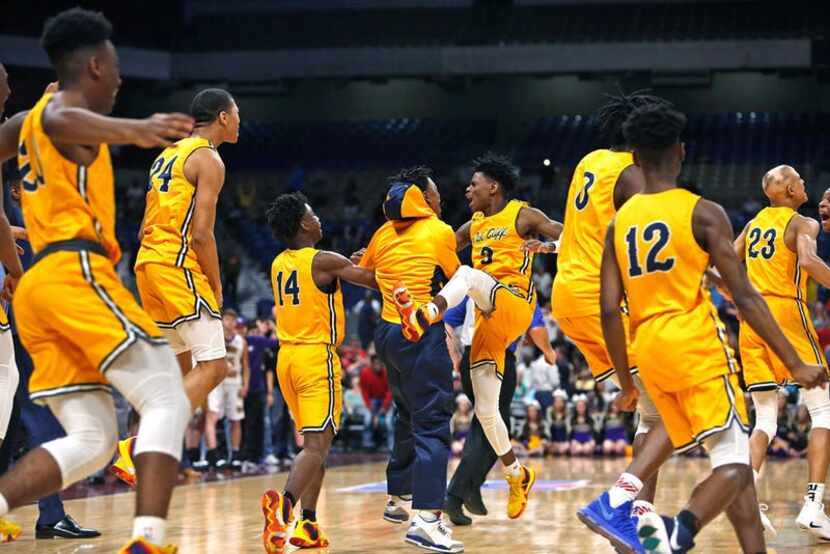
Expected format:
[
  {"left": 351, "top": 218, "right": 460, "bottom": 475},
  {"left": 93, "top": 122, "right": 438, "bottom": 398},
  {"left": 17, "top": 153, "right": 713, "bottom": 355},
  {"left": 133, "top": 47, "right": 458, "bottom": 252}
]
[
  {"left": 471, "top": 152, "right": 519, "bottom": 193},
  {"left": 266, "top": 192, "right": 309, "bottom": 242},
  {"left": 191, "top": 88, "right": 235, "bottom": 127},
  {"left": 622, "top": 103, "right": 687, "bottom": 165},
  {"left": 387, "top": 166, "right": 433, "bottom": 191},
  {"left": 41, "top": 8, "right": 112, "bottom": 79},
  {"left": 596, "top": 91, "right": 671, "bottom": 147}
]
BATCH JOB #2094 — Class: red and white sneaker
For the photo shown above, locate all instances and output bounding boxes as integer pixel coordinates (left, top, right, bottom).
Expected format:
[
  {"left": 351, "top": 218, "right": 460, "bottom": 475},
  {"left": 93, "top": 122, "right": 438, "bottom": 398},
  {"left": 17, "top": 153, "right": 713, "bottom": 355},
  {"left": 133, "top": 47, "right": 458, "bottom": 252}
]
[
  {"left": 392, "top": 281, "right": 432, "bottom": 342},
  {"left": 261, "top": 490, "right": 294, "bottom": 553}
]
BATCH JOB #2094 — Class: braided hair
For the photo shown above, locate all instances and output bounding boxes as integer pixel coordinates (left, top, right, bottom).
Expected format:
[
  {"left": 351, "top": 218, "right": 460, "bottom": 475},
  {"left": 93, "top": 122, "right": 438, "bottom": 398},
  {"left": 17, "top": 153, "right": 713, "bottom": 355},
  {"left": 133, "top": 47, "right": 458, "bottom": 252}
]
[{"left": 596, "top": 90, "right": 671, "bottom": 148}]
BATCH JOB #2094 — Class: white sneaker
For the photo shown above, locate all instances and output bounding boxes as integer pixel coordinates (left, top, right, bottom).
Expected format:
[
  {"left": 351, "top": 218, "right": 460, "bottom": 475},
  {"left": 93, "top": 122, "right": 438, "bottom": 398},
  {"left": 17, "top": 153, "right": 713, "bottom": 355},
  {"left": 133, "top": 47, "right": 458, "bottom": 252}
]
[
  {"left": 405, "top": 514, "right": 464, "bottom": 553},
  {"left": 384, "top": 496, "right": 411, "bottom": 524},
  {"left": 759, "top": 503, "right": 777, "bottom": 538},
  {"left": 796, "top": 497, "right": 830, "bottom": 541},
  {"left": 263, "top": 454, "right": 279, "bottom": 466}
]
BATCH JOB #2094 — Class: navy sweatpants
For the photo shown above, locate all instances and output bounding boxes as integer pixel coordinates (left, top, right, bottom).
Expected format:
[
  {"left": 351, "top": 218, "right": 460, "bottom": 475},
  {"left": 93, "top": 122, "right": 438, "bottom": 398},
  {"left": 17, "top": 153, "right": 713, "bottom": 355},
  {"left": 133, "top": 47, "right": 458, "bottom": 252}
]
[{"left": 375, "top": 321, "right": 453, "bottom": 511}]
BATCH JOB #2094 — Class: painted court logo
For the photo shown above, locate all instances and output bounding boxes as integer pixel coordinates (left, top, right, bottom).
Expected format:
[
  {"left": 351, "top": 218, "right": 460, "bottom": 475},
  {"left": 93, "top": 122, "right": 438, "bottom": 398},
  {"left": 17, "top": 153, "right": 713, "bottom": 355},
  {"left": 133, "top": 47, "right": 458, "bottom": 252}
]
[{"left": 338, "top": 479, "right": 590, "bottom": 494}]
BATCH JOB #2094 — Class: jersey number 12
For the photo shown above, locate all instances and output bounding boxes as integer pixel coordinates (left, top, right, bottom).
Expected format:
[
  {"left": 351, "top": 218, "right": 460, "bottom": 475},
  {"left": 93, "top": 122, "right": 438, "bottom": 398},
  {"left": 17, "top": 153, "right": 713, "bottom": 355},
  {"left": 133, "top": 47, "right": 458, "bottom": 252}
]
[{"left": 624, "top": 222, "right": 675, "bottom": 277}]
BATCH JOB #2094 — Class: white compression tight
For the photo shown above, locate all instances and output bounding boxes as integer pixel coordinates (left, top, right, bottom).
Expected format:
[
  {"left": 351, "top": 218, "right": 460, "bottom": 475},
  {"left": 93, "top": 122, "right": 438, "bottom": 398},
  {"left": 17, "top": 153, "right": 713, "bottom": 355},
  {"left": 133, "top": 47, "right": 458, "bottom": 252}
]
[
  {"left": 0, "top": 332, "right": 19, "bottom": 441},
  {"left": 42, "top": 340, "right": 191, "bottom": 488},
  {"left": 471, "top": 361, "right": 512, "bottom": 457},
  {"left": 750, "top": 390, "right": 778, "bottom": 444},
  {"left": 437, "top": 265, "right": 499, "bottom": 313}
]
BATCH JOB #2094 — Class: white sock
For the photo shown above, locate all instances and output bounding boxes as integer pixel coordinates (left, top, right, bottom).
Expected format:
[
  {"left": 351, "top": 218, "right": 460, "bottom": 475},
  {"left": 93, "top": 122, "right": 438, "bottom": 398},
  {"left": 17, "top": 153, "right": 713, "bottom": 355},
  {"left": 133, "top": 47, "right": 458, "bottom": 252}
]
[
  {"left": 504, "top": 460, "right": 523, "bottom": 478},
  {"left": 133, "top": 516, "right": 167, "bottom": 545},
  {"left": 753, "top": 469, "right": 760, "bottom": 484},
  {"left": 807, "top": 483, "right": 826, "bottom": 504},
  {"left": 0, "top": 493, "right": 8, "bottom": 517},
  {"left": 418, "top": 510, "right": 439, "bottom": 523},
  {"left": 608, "top": 473, "right": 644, "bottom": 508}
]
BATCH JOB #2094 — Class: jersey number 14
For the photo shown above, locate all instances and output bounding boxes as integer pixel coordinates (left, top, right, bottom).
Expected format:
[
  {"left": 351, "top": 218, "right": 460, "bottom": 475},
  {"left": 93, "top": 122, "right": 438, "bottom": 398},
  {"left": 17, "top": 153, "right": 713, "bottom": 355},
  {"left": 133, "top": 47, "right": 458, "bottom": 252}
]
[{"left": 275, "top": 270, "right": 301, "bottom": 306}]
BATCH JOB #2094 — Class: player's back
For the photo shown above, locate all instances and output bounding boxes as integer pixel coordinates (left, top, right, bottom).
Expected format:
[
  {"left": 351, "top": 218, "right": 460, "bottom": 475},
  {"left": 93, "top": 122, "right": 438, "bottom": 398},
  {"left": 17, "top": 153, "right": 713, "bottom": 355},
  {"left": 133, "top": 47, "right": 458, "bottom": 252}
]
[
  {"left": 136, "top": 136, "right": 214, "bottom": 271},
  {"left": 359, "top": 183, "right": 459, "bottom": 324},
  {"left": 614, "top": 188, "right": 737, "bottom": 390},
  {"left": 470, "top": 198, "right": 534, "bottom": 301},
  {"left": 17, "top": 92, "right": 120, "bottom": 262},
  {"left": 271, "top": 247, "right": 345, "bottom": 346},
  {"left": 744, "top": 206, "right": 805, "bottom": 301},
  {"left": 553, "top": 149, "right": 634, "bottom": 316}
]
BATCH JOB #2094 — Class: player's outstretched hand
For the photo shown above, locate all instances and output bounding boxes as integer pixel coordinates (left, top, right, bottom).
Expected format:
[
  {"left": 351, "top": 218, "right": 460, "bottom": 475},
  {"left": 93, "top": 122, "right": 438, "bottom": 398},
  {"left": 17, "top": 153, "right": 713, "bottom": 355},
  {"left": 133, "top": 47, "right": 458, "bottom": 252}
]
[
  {"left": 613, "top": 385, "right": 639, "bottom": 412},
  {"left": 350, "top": 248, "right": 366, "bottom": 265},
  {"left": 791, "top": 362, "right": 829, "bottom": 389},
  {"left": 132, "top": 113, "right": 194, "bottom": 148},
  {"left": 522, "top": 239, "right": 557, "bottom": 254}
]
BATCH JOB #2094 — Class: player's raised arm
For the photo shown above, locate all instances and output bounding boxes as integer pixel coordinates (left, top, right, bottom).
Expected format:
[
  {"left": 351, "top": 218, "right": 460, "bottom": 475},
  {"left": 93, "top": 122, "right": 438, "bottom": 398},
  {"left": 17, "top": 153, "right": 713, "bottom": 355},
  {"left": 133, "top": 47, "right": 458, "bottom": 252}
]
[
  {"left": 517, "top": 206, "right": 563, "bottom": 240},
  {"left": 187, "top": 148, "right": 225, "bottom": 309},
  {"left": 314, "top": 251, "right": 378, "bottom": 290},
  {"left": 599, "top": 220, "right": 638, "bottom": 411},
  {"left": 733, "top": 221, "right": 750, "bottom": 260},
  {"left": 42, "top": 106, "right": 193, "bottom": 148},
  {"left": 454, "top": 220, "right": 472, "bottom": 251},
  {"left": 794, "top": 215, "right": 830, "bottom": 289},
  {"left": 693, "top": 198, "right": 827, "bottom": 388}
]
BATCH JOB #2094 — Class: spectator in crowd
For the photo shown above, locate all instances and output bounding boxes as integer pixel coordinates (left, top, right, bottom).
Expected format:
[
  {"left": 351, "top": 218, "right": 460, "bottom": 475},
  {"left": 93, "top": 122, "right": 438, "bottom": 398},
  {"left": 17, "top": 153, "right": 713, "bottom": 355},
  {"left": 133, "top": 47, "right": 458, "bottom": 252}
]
[
  {"left": 343, "top": 376, "right": 375, "bottom": 450},
  {"left": 450, "top": 394, "right": 473, "bottom": 456},
  {"left": 531, "top": 264, "right": 552, "bottom": 305},
  {"left": 242, "top": 322, "right": 278, "bottom": 464},
  {"left": 353, "top": 291, "right": 381, "bottom": 350},
  {"left": 785, "top": 404, "right": 811, "bottom": 458},
  {"left": 522, "top": 346, "right": 559, "bottom": 412},
  {"left": 601, "top": 403, "right": 629, "bottom": 456},
  {"left": 359, "top": 355, "right": 393, "bottom": 450},
  {"left": 569, "top": 395, "right": 595, "bottom": 456},
  {"left": 547, "top": 390, "right": 570, "bottom": 456},
  {"left": 573, "top": 366, "right": 596, "bottom": 395},
  {"left": 769, "top": 390, "right": 795, "bottom": 458},
  {"left": 515, "top": 400, "right": 548, "bottom": 458},
  {"left": 223, "top": 254, "right": 242, "bottom": 308}
]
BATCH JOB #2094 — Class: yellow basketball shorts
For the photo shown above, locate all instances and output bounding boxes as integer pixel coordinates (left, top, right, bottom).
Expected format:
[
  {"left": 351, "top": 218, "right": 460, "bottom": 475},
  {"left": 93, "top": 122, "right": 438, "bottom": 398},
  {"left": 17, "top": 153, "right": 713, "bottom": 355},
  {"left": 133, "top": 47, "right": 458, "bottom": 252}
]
[
  {"left": 740, "top": 296, "right": 828, "bottom": 392},
  {"left": 277, "top": 344, "right": 342, "bottom": 434},
  {"left": 554, "top": 310, "right": 637, "bottom": 383},
  {"left": 14, "top": 250, "right": 165, "bottom": 402},
  {"left": 642, "top": 372, "right": 749, "bottom": 453},
  {"left": 135, "top": 262, "right": 220, "bottom": 328},
  {"left": 471, "top": 286, "right": 534, "bottom": 378},
  {"left": 0, "top": 304, "right": 8, "bottom": 332}
]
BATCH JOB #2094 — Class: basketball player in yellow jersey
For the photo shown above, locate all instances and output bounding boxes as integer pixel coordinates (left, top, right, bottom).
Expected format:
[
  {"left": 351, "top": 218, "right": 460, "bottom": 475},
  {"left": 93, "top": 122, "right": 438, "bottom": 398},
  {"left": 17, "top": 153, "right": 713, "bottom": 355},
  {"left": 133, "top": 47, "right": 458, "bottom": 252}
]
[
  {"left": 399, "top": 153, "right": 562, "bottom": 521},
  {"left": 602, "top": 103, "right": 826, "bottom": 553},
  {"left": 734, "top": 165, "right": 830, "bottom": 539},
  {"left": 260, "top": 192, "right": 377, "bottom": 553},
  {"left": 0, "top": 8, "right": 195, "bottom": 553},
  {"left": 114, "top": 88, "right": 240, "bottom": 486}
]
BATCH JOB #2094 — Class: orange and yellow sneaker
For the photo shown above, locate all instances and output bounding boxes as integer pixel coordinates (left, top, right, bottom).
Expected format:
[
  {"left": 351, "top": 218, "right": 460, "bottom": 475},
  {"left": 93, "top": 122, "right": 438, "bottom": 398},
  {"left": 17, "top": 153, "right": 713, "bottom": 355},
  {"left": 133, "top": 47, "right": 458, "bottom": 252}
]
[
  {"left": 117, "top": 537, "right": 177, "bottom": 553},
  {"left": 0, "top": 518, "right": 21, "bottom": 543},
  {"left": 111, "top": 436, "right": 137, "bottom": 488},
  {"left": 289, "top": 518, "right": 330, "bottom": 549},
  {"left": 392, "top": 281, "right": 432, "bottom": 342},
  {"left": 262, "top": 490, "right": 294, "bottom": 553},
  {"left": 506, "top": 465, "right": 536, "bottom": 519}
]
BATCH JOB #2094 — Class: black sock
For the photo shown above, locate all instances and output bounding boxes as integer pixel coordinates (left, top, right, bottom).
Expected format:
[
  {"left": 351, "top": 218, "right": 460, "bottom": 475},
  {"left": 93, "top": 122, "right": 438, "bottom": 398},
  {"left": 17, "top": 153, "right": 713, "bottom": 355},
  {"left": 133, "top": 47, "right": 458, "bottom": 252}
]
[
  {"left": 232, "top": 449, "right": 240, "bottom": 461},
  {"left": 283, "top": 491, "right": 297, "bottom": 521},
  {"left": 302, "top": 509, "right": 317, "bottom": 522},
  {"left": 186, "top": 448, "right": 200, "bottom": 463},
  {"left": 677, "top": 509, "right": 700, "bottom": 537}
]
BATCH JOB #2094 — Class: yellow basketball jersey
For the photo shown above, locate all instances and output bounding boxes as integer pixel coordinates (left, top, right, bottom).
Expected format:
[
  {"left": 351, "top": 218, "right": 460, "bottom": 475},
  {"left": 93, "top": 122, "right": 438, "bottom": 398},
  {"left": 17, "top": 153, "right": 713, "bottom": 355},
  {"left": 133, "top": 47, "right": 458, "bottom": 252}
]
[
  {"left": 744, "top": 206, "right": 805, "bottom": 301},
  {"left": 135, "top": 136, "right": 215, "bottom": 270},
  {"left": 470, "top": 199, "right": 533, "bottom": 299},
  {"left": 615, "top": 188, "right": 738, "bottom": 390},
  {"left": 271, "top": 247, "right": 345, "bottom": 346},
  {"left": 17, "top": 93, "right": 120, "bottom": 263},
  {"left": 553, "top": 149, "right": 634, "bottom": 316}
]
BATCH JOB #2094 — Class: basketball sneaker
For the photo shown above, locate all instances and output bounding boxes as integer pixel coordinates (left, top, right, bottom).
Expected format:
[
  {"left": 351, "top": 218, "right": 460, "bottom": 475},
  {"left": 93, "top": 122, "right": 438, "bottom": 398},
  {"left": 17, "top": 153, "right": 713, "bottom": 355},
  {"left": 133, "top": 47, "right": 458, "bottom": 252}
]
[
  {"left": 384, "top": 495, "right": 411, "bottom": 524},
  {"left": 289, "top": 519, "right": 330, "bottom": 549},
  {"left": 405, "top": 513, "right": 464, "bottom": 553},
  {"left": 391, "top": 281, "right": 432, "bottom": 342},
  {"left": 796, "top": 496, "right": 830, "bottom": 540},
  {"left": 0, "top": 518, "right": 21, "bottom": 543},
  {"left": 758, "top": 503, "right": 777, "bottom": 538},
  {"left": 111, "top": 436, "right": 137, "bottom": 488},
  {"left": 505, "top": 465, "right": 535, "bottom": 519},
  {"left": 117, "top": 538, "right": 177, "bottom": 553},
  {"left": 577, "top": 492, "right": 643, "bottom": 554},
  {"left": 637, "top": 512, "right": 694, "bottom": 554},
  {"left": 261, "top": 489, "right": 294, "bottom": 553}
]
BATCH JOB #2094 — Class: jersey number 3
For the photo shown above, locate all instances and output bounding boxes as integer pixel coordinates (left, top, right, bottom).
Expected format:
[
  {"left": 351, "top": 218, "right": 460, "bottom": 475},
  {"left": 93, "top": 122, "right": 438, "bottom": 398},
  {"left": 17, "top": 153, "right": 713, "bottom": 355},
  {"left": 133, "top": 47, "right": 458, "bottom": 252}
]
[
  {"left": 624, "top": 222, "right": 675, "bottom": 277},
  {"left": 275, "top": 270, "right": 301, "bottom": 306}
]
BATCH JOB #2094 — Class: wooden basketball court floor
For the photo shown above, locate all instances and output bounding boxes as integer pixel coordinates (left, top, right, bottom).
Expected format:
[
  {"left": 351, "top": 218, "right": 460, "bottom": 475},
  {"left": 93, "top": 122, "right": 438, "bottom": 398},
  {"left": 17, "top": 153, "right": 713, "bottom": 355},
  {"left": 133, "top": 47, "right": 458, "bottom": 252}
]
[{"left": 1, "top": 456, "right": 824, "bottom": 553}]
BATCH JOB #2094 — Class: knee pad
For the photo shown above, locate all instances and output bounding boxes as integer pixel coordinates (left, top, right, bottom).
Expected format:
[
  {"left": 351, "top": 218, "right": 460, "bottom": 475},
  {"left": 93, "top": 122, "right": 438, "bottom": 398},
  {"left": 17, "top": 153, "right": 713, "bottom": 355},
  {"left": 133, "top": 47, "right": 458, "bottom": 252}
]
[
  {"left": 107, "top": 340, "right": 192, "bottom": 461},
  {"left": 43, "top": 391, "right": 118, "bottom": 488},
  {"left": 751, "top": 390, "right": 778, "bottom": 443},
  {"left": 176, "top": 311, "right": 226, "bottom": 362},
  {"left": 803, "top": 386, "right": 830, "bottom": 430},
  {"left": 440, "top": 265, "right": 499, "bottom": 312}
]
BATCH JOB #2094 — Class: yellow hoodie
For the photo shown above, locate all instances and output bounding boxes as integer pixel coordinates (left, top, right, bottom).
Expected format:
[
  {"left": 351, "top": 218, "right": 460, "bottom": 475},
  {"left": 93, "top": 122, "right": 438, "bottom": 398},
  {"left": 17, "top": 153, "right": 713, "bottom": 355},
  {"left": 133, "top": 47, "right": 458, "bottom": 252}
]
[{"left": 360, "top": 183, "right": 460, "bottom": 324}]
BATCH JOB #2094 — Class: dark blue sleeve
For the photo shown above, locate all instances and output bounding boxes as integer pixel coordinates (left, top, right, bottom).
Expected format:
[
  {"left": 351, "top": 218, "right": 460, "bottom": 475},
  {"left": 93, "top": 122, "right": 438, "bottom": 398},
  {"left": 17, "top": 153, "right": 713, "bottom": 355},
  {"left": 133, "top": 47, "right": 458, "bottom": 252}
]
[
  {"left": 443, "top": 296, "right": 469, "bottom": 328},
  {"left": 530, "top": 303, "right": 545, "bottom": 329}
]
